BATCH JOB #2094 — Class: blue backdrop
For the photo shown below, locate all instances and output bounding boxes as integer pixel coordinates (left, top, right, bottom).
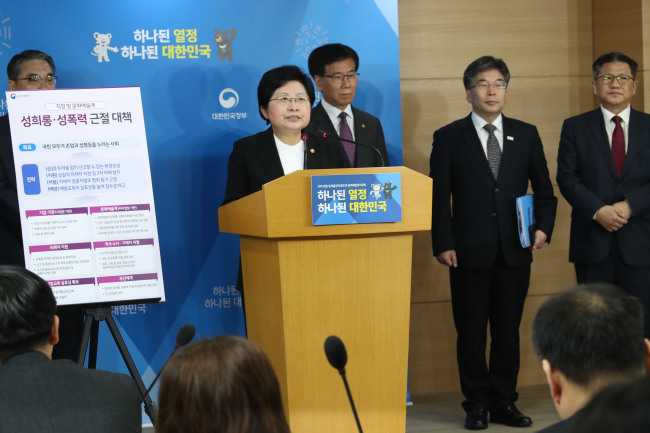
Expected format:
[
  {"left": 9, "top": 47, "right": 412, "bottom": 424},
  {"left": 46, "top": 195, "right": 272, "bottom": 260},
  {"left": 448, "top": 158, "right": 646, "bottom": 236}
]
[{"left": 1, "top": 0, "right": 402, "bottom": 421}]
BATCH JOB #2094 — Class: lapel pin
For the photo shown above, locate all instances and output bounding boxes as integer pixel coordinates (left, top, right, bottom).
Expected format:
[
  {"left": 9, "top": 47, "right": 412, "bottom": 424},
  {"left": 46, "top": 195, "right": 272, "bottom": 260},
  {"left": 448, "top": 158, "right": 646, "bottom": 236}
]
[
  {"left": 361, "top": 124, "right": 366, "bottom": 128},
  {"left": 310, "top": 148, "right": 315, "bottom": 153},
  {"left": 507, "top": 136, "right": 514, "bottom": 141}
]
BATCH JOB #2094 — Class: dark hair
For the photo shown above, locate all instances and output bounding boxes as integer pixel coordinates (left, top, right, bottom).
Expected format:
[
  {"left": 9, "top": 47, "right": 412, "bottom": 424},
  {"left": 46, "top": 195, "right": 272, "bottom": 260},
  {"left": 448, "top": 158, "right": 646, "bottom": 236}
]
[
  {"left": 592, "top": 52, "right": 638, "bottom": 80},
  {"left": 463, "top": 56, "right": 510, "bottom": 90},
  {"left": 531, "top": 283, "right": 645, "bottom": 386},
  {"left": 570, "top": 377, "right": 650, "bottom": 433},
  {"left": 0, "top": 265, "right": 57, "bottom": 360},
  {"left": 307, "top": 43, "right": 359, "bottom": 77},
  {"left": 156, "top": 336, "right": 290, "bottom": 433},
  {"left": 257, "top": 65, "right": 314, "bottom": 123},
  {"left": 7, "top": 50, "right": 56, "bottom": 80}
]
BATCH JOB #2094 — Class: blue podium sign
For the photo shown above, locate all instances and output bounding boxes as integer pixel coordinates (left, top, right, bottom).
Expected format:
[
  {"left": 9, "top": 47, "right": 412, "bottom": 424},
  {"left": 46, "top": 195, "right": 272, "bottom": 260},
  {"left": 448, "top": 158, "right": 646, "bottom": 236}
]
[{"left": 311, "top": 173, "right": 402, "bottom": 225}]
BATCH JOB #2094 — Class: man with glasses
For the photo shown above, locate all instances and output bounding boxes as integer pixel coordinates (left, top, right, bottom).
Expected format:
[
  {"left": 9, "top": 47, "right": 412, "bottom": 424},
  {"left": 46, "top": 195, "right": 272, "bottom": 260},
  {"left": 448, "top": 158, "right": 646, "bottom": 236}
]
[
  {"left": 430, "top": 56, "right": 557, "bottom": 430},
  {"left": 557, "top": 52, "right": 650, "bottom": 339},
  {"left": 1, "top": 50, "right": 84, "bottom": 363},
  {"left": 1, "top": 50, "right": 56, "bottom": 268},
  {"left": 305, "top": 43, "right": 389, "bottom": 167}
]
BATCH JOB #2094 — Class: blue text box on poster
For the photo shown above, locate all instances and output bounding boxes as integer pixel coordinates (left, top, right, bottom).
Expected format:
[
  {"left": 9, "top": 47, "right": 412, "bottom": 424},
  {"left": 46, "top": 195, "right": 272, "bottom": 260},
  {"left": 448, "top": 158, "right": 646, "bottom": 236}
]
[{"left": 311, "top": 173, "right": 402, "bottom": 225}]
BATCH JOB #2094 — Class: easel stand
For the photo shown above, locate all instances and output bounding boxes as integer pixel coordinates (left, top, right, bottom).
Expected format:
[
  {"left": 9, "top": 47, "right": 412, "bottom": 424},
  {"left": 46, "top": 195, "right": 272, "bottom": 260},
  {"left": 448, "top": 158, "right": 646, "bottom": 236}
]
[{"left": 77, "top": 306, "right": 158, "bottom": 423}]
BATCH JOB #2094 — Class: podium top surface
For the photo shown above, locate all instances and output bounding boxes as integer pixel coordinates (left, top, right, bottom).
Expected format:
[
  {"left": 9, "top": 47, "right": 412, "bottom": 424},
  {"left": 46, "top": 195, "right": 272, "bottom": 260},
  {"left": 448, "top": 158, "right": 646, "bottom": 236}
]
[{"left": 218, "top": 166, "right": 432, "bottom": 238}]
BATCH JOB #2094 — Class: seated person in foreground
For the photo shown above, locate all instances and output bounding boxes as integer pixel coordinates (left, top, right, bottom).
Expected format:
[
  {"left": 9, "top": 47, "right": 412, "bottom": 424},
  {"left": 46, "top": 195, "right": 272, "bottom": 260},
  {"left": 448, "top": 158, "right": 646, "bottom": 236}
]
[
  {"left": 156, "top": 335, "right": 290, "bottom": 433},
  {"left": 532, "top": 282, "right": 650, "bottom": 433},
  {"left": 0, "top": 265, "right": 141, "bottom": 433},
  {"left": 569, "top": 377, "right": 650, "bottom": 433}
]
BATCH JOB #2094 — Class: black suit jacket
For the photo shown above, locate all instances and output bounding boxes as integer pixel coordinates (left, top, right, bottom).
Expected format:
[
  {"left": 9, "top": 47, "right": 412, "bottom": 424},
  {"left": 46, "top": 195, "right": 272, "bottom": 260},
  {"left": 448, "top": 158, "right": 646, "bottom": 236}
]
[
  {"left": 222, "top": 127, "right": 350, "bottom": 292},
  {"left": 304, "top": 101, "right": 390, "bottom": 167},
  {"left": 0, "top": 115, "right": 24, "bottom": 266},
  {"left": 0, "top": 351, "right": 141, "bottom": 433},
  {"left": 557, "top": 108, "right": 650, "bottom": 266},
  {"left": 430, "top": 114, "right": 557, "bottom": 268},
  {"left": 222, "top": 127, "right": 350, "bottom": 205}
]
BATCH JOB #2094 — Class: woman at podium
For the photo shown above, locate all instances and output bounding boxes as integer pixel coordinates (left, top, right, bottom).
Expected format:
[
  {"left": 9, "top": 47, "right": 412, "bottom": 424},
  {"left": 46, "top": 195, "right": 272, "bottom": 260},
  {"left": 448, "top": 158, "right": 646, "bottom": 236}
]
[
  {"left": 222, "top": 65, "right": 349, "bottom": 206},
  {"left": 222, "top": 65, "right": 350, "bottom": 296}
]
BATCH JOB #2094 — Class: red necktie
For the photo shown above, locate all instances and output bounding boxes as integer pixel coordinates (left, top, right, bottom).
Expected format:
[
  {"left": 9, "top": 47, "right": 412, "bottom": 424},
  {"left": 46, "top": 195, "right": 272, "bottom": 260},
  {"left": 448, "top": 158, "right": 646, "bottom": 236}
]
[{"left": 612, "top": 115, "right": 625, "bottom": 177}]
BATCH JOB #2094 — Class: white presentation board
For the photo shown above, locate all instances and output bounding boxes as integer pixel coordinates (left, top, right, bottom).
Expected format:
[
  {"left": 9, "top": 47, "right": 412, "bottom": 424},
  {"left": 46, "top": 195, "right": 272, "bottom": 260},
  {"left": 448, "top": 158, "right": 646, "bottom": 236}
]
[{"left": 6, "top": 87, "right": 165, "bottom": 306}]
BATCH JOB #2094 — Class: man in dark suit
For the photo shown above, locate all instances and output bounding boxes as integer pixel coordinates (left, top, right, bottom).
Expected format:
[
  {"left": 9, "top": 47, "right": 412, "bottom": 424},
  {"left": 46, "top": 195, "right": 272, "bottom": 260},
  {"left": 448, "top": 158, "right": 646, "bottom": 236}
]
[
  {"left": 556, "top": 52, "right": 650, "bottom": 338},
  {"left": 1, "top": 49, "right": 85, "bottom": 362},
  {"left": 0, "top": 265, "right": 141, "bottom": 433},
  {"left": 532, "top": 283, "right": 650, "bottom": 433},
  {"left": 430, "top": 56, "right": 557, "bottom": 430},
  {"left": 305, "top": 43, "right": 389, "bottom": 167}
]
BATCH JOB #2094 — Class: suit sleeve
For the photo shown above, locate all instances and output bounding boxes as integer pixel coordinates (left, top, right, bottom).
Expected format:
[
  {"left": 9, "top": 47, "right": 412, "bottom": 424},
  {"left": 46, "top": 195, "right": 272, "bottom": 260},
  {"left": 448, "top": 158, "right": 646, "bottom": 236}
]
[
  {"left": 625, "top": 181, "right": 650, "bottom": 217},
  {"left": 556, "top": 119, "right": 607, "bottom": 220},
  {"left": 374, "top": 120, "right": 390, "bottom": 166},
  {"left": 528, "top": 126, "right": 557, "bottom": 241},
  {"left": 222, "top": 141, "right": 249, "bottom": 206},
  {"left": 0, "top": 124, "right": 21, "bottom": 230},
  {"left": 430, "top": 129, "right": 455, "bottom": 255},
  {"left": 118, "top": 376, "right": 142, "bottom": 433}
]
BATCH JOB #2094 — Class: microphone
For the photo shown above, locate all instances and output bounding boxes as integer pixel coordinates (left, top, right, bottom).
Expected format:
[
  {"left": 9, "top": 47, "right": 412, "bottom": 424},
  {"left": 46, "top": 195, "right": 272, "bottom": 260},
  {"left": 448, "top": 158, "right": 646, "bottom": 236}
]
[
  {"left": 302, "top": 134, "right": 309, "bottom": 169},
  {"left": 140, "top": 323, "right": 196, "bottom": 404},
  {"left": 324, "top": 335, "right": 363, "bottom": 433},
  {"left": 317, "top": 129, "right": 385, "bottom": 167}
]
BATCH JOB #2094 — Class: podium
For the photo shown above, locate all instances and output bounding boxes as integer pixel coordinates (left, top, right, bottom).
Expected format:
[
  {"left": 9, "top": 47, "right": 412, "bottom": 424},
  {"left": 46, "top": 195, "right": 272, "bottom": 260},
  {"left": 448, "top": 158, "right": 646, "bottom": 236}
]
[{"left": 218, "top": 167, "right": 432, "bottom": 433}]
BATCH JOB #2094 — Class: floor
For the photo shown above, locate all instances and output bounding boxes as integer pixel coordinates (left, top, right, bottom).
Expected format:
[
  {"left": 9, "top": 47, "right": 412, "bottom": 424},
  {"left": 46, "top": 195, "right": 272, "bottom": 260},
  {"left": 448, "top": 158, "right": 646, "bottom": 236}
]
[
  {"left": 142, "top": 384, "right": 560, "bottom": 432},
  {"left": 406, "top": 384, "right": 560, "bottom": 432}
]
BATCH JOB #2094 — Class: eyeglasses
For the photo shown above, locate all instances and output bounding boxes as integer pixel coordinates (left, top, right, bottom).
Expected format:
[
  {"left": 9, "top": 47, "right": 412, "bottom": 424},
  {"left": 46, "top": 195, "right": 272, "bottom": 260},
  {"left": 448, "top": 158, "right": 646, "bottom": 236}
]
[
  {"left": 269, "top": 96, "right": 311, "bottom": 105},
  {"left": 13, "top": 73, "right": 57, "bottom": 85},
  {"left": 321, "top": 73, "right": 360, "bottom": 84},
  {"left": 470, "top": 80, "right": 508, "bottom": 90},
  {"left": 596, "top": 74, "right": 634, "bottom": 85}
]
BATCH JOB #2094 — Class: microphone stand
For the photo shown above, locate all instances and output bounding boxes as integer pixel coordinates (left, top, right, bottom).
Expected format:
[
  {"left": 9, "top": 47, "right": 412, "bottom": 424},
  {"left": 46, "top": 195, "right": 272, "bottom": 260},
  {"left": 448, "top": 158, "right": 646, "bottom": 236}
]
[
  {"left": 339, "top": 368, "right": 363, "bottom": 433},
  {"left": 318, "top": 130, "right": 385, "bottom": 167}
]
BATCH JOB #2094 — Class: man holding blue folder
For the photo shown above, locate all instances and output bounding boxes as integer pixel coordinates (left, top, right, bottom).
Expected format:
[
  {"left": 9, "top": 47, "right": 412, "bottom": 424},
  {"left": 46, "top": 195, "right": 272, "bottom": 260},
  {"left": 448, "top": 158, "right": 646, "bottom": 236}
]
[{"left": 430, "top": 56, "right": 557, "bottom": 430}]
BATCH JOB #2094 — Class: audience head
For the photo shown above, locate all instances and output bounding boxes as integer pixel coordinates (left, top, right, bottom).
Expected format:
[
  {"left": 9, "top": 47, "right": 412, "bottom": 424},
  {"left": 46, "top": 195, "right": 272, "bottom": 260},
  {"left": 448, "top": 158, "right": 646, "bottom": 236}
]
[
  {"left": 7, "top": 49, "right": 57, "bottom": 90},
  {"left": 462, "top": 55, "right": 510, "bottom": 90},
  {"left": 0, "top": 265, "right": 58, "bottom": 361},
  {"left": 532, "top": 283, "right": 649, "bottom": 418},
  {"left": 156, "top": 335, "right": 290, "bottom": 433},
  {"left": 570, "top": 377, "right": 650, "bottom": 433},
  {"left": 257, "top": 65, "right": 314, "bottom": 127},
  {"left": 308, "top": 43, "right": 360, "bottom": 111}
]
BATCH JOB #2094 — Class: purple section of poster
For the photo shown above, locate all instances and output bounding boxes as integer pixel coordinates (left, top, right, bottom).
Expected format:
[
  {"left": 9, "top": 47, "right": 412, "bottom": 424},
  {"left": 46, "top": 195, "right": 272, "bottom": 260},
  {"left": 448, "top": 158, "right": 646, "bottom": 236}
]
[
  {"left": 89, "top": 204, "right": 150, "bottom": 213},
  {"left": 94, "top": 238, "right": 155, "bottom": 248},
  {"left": 49, "top": 277, "right": 96, "bottom": 287},
  {"left": 25, "top": 207, "right": 89, "bottom": 217},
  {"left": 28, "top": 242, "right": 92, "bottom": 253},
  {"left": 97, "top": 273, "right": 159, "bottom": 284}
]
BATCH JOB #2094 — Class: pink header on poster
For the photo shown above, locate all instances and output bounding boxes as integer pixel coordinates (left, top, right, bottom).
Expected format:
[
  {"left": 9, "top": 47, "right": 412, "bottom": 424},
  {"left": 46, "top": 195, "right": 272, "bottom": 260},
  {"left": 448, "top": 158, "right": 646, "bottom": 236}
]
[
  {"left": 89, "top": 204, "right": 150, "bottom": 213},
  {"left": 26, "top": 207, "right": 89, "bottom": 218},
  {"left": 97, "top": 273, "right": 158, "bottom": 284},
  {"left": 49, "top": 277, "right": 96, "bottom": 287},
  {"left": 94, "top": 238, "right": 155, "bottom": 248},
  {"left": 29, "top": 242, "right": 92, "bottom": 253}
]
